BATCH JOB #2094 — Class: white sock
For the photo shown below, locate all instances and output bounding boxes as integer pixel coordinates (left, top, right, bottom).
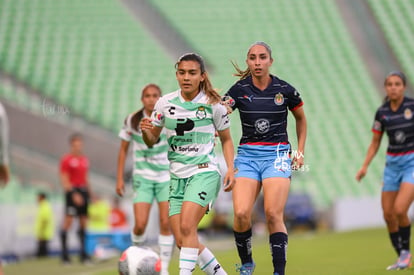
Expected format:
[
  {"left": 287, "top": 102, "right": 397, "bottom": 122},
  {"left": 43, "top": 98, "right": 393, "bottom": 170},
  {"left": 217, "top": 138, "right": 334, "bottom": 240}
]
[
  {"left": 130, "top": 231, "right": 146, "bottom": 245},
  {"left": 179, "top": 247, "right": 198, "bottom": 275},
  {"left": 158, "top": 234, "right": 174, "bottom": 274},
  {"left": 198, "top": 247, "right": 227, "bottom": 275}
]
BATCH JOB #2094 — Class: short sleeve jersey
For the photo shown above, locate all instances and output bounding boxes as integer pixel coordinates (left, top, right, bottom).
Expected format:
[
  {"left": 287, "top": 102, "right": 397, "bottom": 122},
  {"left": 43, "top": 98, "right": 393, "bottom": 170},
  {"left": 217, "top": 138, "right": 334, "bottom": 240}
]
[
  {"left": 60, "top": 154, "right": 89, "bottom": 188},
  {"left": 151, "top": 90, "right": 230, "bottom": 178},
  {"left": 225, "top": 75, "right": 303, "bottom": 145},
  {"left": 119, "top": 110, "right": 169, "bottom": 182},
  {"left": 372, "top": 97, "right": 414, "bottom": 155}
]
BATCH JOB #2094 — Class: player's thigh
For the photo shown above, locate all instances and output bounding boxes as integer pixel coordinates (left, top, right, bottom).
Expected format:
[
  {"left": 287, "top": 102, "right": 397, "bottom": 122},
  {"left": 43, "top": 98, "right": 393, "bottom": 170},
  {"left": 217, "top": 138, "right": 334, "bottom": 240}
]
[
  {"left": 181, "top": 201, "right": 209, "bottom": 231},
  {"left": 232, "top": 177, "right": 261, "bottom": 216},
  {"left": 158, "top": 201, "right": 171, "bottom": 234},
  {"left": 381, "top": 191, "right": 398, "bottom": 217},
  {"left": 394, "top": 182, "right": 414, "bottom": 215},
  {"left": 262, "top": 177, "right": 290, "bottom": 216}
]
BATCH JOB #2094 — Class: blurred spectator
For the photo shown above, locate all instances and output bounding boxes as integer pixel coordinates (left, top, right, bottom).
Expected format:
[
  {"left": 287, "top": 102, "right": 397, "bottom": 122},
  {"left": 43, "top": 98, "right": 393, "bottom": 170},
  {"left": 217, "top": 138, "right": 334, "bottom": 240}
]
[
  {"left": 35, "top": 192, "right": 54, "bottom": 257},
  {"left": 87, "top": 194, "right": 111, "bottom": 232},
  {"left": 110, "top": 197, "right": 128, "bottom": 231}
]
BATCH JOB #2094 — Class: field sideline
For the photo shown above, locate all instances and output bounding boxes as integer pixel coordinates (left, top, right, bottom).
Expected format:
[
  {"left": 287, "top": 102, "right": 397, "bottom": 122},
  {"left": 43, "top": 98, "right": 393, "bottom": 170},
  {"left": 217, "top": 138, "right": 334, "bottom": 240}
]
[{"left": 3, "top": 227, "right": 408, "bottom": 275}]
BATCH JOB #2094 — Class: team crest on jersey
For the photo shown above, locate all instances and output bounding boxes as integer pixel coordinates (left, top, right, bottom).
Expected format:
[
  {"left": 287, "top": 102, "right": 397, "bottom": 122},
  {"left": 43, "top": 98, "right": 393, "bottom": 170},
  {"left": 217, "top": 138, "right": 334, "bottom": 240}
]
[
  {"left": 274, "top": 92, "right": 284, "bottom": 105},
  {"left": 196, "top": 106, "right": 207, "bottom": 119},
  {"left": 255, "top": 118, "right": 270, "bottom": 134},
  {"left": 404, "top": 108, "right": 412, "bottom": 120}
]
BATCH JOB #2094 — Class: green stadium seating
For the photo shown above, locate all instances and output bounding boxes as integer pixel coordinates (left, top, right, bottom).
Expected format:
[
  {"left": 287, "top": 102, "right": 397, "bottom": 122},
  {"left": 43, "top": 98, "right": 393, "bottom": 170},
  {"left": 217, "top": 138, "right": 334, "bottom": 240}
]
[{"left": 368, "top": 0, "right": 414, "bottom": 88}]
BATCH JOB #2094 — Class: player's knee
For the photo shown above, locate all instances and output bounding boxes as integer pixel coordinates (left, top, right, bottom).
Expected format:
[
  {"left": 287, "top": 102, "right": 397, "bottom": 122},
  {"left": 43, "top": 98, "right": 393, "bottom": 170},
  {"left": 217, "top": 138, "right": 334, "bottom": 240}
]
[
  {"left": 383, "top": 211, "right": 396, "bottom": 224},
  {"left": 393, "top": 206, "right": 408, "bottom": 220},
  {"left": 180, "top": 221, "right": 196, "bottom": 237},
  {"left": 234, "top": 208, "right": 251, "bottom": 224},
  {"left": 265, "top": 209, "right": 283, "bottom": 226}
]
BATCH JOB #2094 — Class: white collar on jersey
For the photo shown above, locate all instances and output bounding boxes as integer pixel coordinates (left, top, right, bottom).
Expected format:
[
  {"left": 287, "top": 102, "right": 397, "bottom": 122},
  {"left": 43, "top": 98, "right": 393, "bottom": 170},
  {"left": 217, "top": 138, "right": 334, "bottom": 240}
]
[{"left": 178, "top": 89, "right": 206, "bottom": 103}]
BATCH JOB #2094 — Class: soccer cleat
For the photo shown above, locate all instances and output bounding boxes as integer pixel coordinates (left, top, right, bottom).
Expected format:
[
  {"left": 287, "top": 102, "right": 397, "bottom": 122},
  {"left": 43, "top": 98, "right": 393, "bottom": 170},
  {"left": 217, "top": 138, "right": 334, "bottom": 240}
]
[
  {"left": 236, "top": 262, "right": 256, "bottom": 274},
  {"left": 386, "top": 260, "right": 399, "bottom": 271},
  {"left": 397, "top": 250, "right": 412, "bottom": 269}
]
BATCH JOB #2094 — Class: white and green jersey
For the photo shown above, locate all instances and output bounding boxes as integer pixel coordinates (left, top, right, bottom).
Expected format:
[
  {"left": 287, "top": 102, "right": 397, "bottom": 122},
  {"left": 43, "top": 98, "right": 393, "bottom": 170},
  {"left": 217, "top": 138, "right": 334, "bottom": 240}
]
[
  {"left": 119, "top": 109, "right": 169, "bottom": 182},
  {"left": 151, "top": 90, "right": 230, "bottom": 178}
]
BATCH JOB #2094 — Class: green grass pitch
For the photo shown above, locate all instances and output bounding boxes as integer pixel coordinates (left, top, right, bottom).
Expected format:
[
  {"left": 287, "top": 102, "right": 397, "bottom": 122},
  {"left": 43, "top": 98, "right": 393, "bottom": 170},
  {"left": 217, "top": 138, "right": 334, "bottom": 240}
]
[{"left": 3, "top": 227, "right": 408, "bottom": 275}]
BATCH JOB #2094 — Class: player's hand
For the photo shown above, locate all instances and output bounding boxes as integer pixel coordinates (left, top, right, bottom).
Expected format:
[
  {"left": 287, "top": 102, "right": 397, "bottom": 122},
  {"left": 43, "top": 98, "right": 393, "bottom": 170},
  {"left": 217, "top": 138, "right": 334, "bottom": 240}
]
[
  {"left": 72, "top": 191, "right": 84, "bottom": 206},
  {"left": 139, "top": 117, "right": 154, "bottom": 131},
  {"left": 221, "top": 96, "right": 234, "bottom": 114},
  {"left": 291, "top": 153, "right": 304, "bottom": 170},
  {"left": 116, "top": 180, "right": 125, "bottom": 197},
  {"left": 356, "top": 167, "right": 367, "bottom": 182},
  {"left": 223, "top": 169, "right": 236, "bottom": 192}
]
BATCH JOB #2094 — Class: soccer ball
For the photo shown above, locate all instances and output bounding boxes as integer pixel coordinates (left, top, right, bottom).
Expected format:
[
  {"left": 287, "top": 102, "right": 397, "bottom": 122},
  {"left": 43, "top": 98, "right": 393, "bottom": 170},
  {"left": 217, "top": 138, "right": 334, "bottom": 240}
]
[{"left": 118, "top": 246, "right": 161, "bottom": 275}]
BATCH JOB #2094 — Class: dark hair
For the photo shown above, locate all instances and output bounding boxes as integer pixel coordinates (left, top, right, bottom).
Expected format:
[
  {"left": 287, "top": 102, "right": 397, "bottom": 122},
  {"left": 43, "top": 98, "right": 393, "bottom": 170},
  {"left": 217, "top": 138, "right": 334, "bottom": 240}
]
[
  {"left": 175, "top": 53, "right": 221, "bottom": 104},
  {"left": 384, "top": 71, "right": 407, "bottom": 86},
  {"left": 383, "top": 71, "right": 407, "bottom": 103},
  {"left": 232, "top": 41, "right": 273, "bottom": 80},
  {"left": 141, "top": 83, "right": 162, "bottom": 99},
  {"left": 69, "top": 133, "right": 82, "bottom": 143},
  {"left": 38, "top": 192, "right": 47, "bottom": 200}
]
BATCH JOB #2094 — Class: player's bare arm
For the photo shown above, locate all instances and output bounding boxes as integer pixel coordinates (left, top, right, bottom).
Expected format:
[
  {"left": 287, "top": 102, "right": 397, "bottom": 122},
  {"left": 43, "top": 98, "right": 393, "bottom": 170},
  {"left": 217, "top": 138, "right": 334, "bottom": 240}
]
[
  {"left": 116, "top": 140, "right": 130, "bottom": 196},
  {"left": 291, "top": 106, "right": 307, "bottom": 169},
  {"left": 140, "top": 118, "right": 162, "bottom": 147}
]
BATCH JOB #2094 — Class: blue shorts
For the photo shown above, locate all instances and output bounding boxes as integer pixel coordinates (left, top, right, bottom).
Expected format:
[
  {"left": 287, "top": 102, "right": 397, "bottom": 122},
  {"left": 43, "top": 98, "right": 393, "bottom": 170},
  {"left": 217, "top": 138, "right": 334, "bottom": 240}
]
[
  {"left": 234, "top": 144, "right": 292, "bottom": 181},
  {"left": 383, "top": 153, "right": 414, "bottom": 192}
]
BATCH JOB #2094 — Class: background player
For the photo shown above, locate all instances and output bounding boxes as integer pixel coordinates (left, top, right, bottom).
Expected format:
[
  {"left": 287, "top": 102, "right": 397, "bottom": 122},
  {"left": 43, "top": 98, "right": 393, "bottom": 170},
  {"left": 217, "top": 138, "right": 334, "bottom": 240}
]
[
  {"left": 140, "top": 53, "right": 234, "bottom": 275},
  {"left": 356, "top": 71, "right": 414, "bottom": 270},
  {"left": 0, "top": 101, "right": 9, "bottom": 186},
  {"left": 116, "top": 83, "right": 174, "bottom": 275},
  {"left": 59, "top": 133, "right": 91, "bottom": 264},
  {"left": 223, "top": 41, "right": 307, "bottom": 275}
]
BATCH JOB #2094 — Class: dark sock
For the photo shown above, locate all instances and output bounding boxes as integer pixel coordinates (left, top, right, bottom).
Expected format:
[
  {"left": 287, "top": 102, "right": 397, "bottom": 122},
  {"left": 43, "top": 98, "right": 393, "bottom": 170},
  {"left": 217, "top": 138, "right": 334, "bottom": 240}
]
[
  {"left": 234, "top": 229, "right": 253, "bottom": 264},
  {"left": 77, "top": 228, "right": 87, "bottom": 259},
  {"left": 60, "top": 230, "right": 68, "bottom": 259},
  {"left": 389, "top": 231, "right": 402, "bottom": 256},
  {"left": 399, "top": 225, "right": 411, "bottom": 251},
  {"left": 270, "top": 232, "right": 288, "bottom": 275}
]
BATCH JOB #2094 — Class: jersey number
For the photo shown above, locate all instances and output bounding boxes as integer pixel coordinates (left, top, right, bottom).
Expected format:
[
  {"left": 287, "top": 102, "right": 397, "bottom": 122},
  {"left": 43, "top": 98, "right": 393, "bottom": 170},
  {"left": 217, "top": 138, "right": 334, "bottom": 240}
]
[{"left": 175, "top": 118, "right": 195, "bottom": 136}]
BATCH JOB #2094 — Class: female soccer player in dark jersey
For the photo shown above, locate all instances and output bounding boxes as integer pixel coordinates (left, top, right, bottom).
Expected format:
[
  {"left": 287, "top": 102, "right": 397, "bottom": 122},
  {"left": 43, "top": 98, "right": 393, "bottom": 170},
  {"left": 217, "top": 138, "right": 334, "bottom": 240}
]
[
  {"left": 356, "top": 71, "right": 414, "bottom": 270},
  {"left": 223, "top": 42, "right": 307, "bottom": 275}
]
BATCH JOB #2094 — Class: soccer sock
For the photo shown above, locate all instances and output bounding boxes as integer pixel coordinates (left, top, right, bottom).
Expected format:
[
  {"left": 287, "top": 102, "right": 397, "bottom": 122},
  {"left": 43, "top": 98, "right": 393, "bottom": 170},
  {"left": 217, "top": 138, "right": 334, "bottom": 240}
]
[
  {"left": 158, "top": 234, "right": 174, "bottom": 274},
  {"left": 77, "top": 229, "right": 86, "bottom": 257},
  {"left": 399, "top": 225, "right": 411, "bottom": 251},
  {"left": 269, "top": 232, "right": 288, "bottom": 275},
  {"left": 389, "top": 231, "right": 402, "bottom": 255},
  {"left": 131, "top": 231, "right": 146, "bottom": 245},
  {"left": 60, "top": 230, "right": 68, "bottom": 259},
  {"left": 198, "top": 247, "right": 227, "bottom": 275},
  {"left": 179, "top": 247, "right": 198, "bottom": 275},
  {"left": 234, "top": 229, "right": 253, "bottom": 265}
]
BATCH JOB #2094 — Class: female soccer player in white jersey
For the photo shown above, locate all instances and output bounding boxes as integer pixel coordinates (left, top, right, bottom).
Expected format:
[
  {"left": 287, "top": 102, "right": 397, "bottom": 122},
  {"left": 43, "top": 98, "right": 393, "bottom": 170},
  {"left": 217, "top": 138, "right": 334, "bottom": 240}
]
[
  {"left": 140, "top": 53, "right": 235, "bottom": 275},
  {"left": 356, "top": 71, "right": 414, "bottom": 270},
  {"left": 223, "top": 42, "right": 307, "bottom": 275},
  {"left": 117, "top": 84, "right": 174, "bottom": 275}
]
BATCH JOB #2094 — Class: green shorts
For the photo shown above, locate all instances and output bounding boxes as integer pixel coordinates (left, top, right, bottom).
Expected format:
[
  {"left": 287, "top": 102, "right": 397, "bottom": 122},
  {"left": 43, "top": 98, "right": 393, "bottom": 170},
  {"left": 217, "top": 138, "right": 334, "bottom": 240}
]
[
  {"left": 169, "top": 171, "right": 221, "bottom": 217},
  {"left": 132, "top": 175, "right": 169, "bottom": 204}
]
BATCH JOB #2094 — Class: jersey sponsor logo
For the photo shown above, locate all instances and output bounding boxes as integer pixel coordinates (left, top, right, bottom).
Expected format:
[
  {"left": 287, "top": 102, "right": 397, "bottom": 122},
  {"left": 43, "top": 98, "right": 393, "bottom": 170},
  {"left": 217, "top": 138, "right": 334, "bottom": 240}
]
[
  {"left": 198, "top": 163, "right": 209, "bottom": 169},
  {"left": 175, "top": 118, "right": 195, "bottom": 136},
  {"left": 170, "top": 143, "right": 199, "bottom": 153},
  {"left": 394, "top": 131, "right": 406, "bottom": 144},
  {"left": 274, "top": 92, "right": 284, "bottom": 105},
  {"left": 222, "top": 96, "right": 235, "bottom": 107},
  {"left": 196, "top": 106, "right": 207, "bottom": 119},
  {"left": 168, "top": 106, "right": 176, "bottom": 115},
  {"left": 198, "top": 191, "right": 207, "bottom": 200},
  {"left": 255, "top": 118, "right": 270, "bottom": 134},
  {"left": 243, "top": 95, "right": 254, "bottom": 102},
  {"left": 404, "top": 108, "right": 413, "bottom": 120}
]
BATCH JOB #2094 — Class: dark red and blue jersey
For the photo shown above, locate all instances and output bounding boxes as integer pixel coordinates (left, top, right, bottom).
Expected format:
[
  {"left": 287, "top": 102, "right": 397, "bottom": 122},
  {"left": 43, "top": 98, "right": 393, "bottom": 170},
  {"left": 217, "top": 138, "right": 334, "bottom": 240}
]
[
  {"left": 225, "top": 75, "right": 303, "bottom": 145},
  {"left": 372, "top": 96, "right": 414, "bottom": 156}
]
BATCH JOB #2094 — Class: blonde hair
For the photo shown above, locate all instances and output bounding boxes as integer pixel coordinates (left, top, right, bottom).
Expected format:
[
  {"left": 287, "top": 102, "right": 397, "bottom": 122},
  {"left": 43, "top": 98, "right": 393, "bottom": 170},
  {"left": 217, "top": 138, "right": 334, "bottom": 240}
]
[
  {"left": 232, "top": 41, "right": 273, "bottom": 80},
  {"left": 175, "top": 53, "right": 221, "bottom": 104}
]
